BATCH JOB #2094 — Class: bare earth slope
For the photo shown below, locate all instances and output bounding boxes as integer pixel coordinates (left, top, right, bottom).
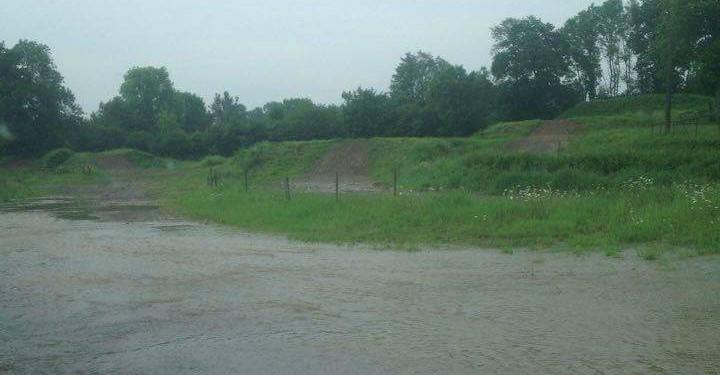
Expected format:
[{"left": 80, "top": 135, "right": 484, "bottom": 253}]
[
  {"left": 506, "top": 120, "right": 582, "bottom": 154},
  {"left": 296, "top": 140, "right": 379, "bottom": 192}
]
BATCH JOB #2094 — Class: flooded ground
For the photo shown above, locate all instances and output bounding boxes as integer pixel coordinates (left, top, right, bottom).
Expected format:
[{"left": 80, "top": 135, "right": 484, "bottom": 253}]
[{"left": 1, "top": 199, "right": 720, "bottom": 374}]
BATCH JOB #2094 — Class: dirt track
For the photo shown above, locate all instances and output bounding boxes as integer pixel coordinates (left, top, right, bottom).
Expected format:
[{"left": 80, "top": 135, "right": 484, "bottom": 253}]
[
  {"left": 506, "top": 120, "right": 582, "bottom": 154},
  {"left": 296, "top": 140, "right": 379, "bottom": 193}
]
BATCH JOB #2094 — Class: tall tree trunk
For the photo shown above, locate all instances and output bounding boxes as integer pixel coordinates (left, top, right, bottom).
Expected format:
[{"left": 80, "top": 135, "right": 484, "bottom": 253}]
[{"left": 664, "top": 30, "right": 673, "bottom": 134}]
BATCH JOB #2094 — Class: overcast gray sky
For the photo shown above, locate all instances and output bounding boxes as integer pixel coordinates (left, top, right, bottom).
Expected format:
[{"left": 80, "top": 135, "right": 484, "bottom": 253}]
[{"left": 2, "top": 1, "right": 597, "bottom": 113}]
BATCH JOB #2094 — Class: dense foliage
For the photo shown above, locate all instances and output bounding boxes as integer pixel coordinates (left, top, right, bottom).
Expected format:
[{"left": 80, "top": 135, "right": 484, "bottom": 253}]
[{"left": 0, "top": 0, "right": 718, "bottom": 158}]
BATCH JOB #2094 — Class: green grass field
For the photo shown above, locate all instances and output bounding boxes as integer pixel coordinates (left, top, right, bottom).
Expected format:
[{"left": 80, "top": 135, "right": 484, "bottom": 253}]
[{"left": 165, "top": 184, "right": 720, "bottom": 256}]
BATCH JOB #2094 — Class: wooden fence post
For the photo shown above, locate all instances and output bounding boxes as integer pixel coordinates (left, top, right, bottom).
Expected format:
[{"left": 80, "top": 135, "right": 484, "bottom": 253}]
[
  {"left": 244, "top": 170, "right": 249, "bottom": 192},
  {"left": 208, "top": 168, "right": 217, "bottom": 187},
  {"left": 393, "top": 167, "right": 398, "bottom": 197},
  {"left": 285, "top": 176, "right": 291, "bottom": 201}
]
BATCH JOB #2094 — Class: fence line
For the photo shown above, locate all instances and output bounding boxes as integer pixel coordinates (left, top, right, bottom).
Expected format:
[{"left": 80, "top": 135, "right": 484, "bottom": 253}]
[{"left": 649, "top": 112, "right": 716, "bottom": 136}]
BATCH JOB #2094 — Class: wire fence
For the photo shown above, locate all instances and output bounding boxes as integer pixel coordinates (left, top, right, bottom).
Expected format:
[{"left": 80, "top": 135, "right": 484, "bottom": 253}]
[
  {"left": 205, "top": 107, "right": 719, "bottom": 197},
  {"left": 649, "top": 109, "right": 718, "bottom": 137}
]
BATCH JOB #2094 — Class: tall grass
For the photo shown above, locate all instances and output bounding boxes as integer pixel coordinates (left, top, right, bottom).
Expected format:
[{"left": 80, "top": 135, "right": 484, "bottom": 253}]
[
  {"left": 560, "top": 94, "right": 713, "bottom": 118},
  {"left": 233, "top": 140, "right": 334, "bottom": 185},
  {"left": 367, "top": 123, "right": 720, "bottom": 193},
  {"left": 0, "top": 170, "right": 32, "bottom": 202},
  {"left": 167, "top": 181, "right": 720, "bottom": 253}
]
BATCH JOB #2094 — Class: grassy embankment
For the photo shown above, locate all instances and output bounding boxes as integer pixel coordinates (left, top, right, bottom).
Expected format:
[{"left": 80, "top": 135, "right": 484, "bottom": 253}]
[
  {"left": 0, "top": 148, "right": 166, "bottom": 202},
  {"left": 164, "top": 94, "right": 720, "bottom": 256},
  {"left": 4, "top": 94, "right": 719, "bottom": 257}
]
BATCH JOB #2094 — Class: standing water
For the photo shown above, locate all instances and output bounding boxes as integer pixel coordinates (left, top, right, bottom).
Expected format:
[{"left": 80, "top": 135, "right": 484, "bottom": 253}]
[{"left": 1, "top": 200, "right": 719, "bottom": 374}]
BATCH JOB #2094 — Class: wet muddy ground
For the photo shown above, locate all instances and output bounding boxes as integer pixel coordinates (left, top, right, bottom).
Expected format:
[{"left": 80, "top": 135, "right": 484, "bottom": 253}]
[{"left": 1, "top": 199, "right": 720, "bottom": 374}]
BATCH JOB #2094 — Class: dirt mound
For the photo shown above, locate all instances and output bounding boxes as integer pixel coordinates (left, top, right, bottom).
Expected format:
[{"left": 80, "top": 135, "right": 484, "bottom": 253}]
[
  {"left": 506, "top": 120, "right": 582, "bottom": 154},
  {"left": 297, "top": 140, "right": 379, "bottom": 193},
  {"left": 95, "top": 155, "right": 137, "bottom": 171},
  {"left": 0, "top": 159, "right": 33, "bottom": 171}
]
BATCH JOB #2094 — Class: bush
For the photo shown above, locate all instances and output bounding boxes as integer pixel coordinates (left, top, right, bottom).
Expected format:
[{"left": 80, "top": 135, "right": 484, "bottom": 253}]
[
  {"left": 103, "top": 149, "right": 164, "bottom": 168},
  {"left": 201, "top": 155, "right": 226, "bottom": 167},
  {"left": 152, "top": 130, "right": 192, "bottom": 158},
  {"left": 42, "top": 148, "right": 74, "bottom": 169},
  {"left": 126, "top": 131, "right": 153, "bottom": 152}
]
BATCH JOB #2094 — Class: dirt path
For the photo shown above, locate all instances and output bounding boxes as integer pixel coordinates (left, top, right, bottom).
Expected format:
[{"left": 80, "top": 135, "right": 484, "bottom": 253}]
[
  {"left": 506, "top": 120, "right": 582, "bottom": 154},
  {"left": 296, "top": 140, "right": 379, "bottom": 193}
]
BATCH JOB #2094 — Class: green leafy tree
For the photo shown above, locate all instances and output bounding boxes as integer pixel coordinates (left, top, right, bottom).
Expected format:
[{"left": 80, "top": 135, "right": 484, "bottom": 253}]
[
  {"left": 561, "top": 6, "right": 603, "bottom": 99},
  {"left": 210, "top": 91, "right": 246, "bottom": 126},
  {"left": 390, "top": 51, "right": 450, "bottom": 104},
  {"left": 425, "top": 66, "right": 497, "bottom": 136},
  {"left": 596, "top": 0, "right": 633, "bottom": 96},
  {"left": 173, "top": 91, "right": 210, "bottom": 132},
  {"left": 684, "top": 0, "right": 720, "bottom": 118},
  {"left": 628, "top": 0, "right": 663, "bottom": 93},
  {"left": 93, "top": 96, "right": 134, "bottom": 130},
  {"left": 342, "top": 87, "right": 395, "bottom": 137},
  {"left": 491, "top": 17, "right": 579, "bottom": 119},
  {"left": 119, "top": 66, "right": 175, "bottom": 131},
  {"left": 0, "top": 40, "right": 81, "bottom": 156}
]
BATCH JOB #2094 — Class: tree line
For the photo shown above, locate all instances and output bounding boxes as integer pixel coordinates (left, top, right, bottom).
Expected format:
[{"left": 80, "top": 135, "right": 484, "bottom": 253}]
[{"left": 1, "top": 0, "right": 718, "bottom": 158}]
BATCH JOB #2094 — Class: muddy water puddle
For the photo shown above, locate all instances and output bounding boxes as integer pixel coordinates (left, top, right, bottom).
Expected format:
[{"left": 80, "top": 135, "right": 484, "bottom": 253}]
[
  {"left": 0, "top": 196, "right": 167, "bottom": 223},
  {"left": 1, "top": 201, "right": 719, "bottom": 374}
]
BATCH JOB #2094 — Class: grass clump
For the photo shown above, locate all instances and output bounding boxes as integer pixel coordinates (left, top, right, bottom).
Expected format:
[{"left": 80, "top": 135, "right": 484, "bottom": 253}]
[
  {"left": 0, "top": 170, "right": 31, "bottom": 202},
  {"left": 480, "top": 119, "right": 543, "bottom": 137},
  {"left": 42, "top": 148, "right": 74, "bottom": 169},
  {"left": 200, "top": 155, "right": 227, "bottom": 167},
  {"left": 102, "top": 149, "right": 165, "bottom": 168}
]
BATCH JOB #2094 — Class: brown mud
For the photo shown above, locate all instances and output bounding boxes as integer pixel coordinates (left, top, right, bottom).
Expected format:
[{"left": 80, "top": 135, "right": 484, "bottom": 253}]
[
  {"left": 506, "top": 120, "right": 583, "bottom": 154},
  {"left": 296, "top": 140, "right": 379, "bottom": 193}
]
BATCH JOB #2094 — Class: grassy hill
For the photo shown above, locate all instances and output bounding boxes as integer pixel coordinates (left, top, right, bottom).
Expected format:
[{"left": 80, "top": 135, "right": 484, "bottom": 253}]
[{"left": 158, "top": 94, "right": 719, "bottom": 255}]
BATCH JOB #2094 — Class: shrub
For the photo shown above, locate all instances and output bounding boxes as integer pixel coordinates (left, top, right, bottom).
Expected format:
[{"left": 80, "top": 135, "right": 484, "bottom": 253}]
[
  {"left": 201, "top": 155, "right": 226, "bottom": 167},
  {"left": 99, "top": 149, "right": 164, "bottom": 169},
  {"left": 153, "top": 130, "right": 191, "bottom": 158},
  {"left": 42, "top": 148, "right": 74, "bottom": 169},
  {"left": 126, "top": 131, "right": 153, "bottom": 152}
]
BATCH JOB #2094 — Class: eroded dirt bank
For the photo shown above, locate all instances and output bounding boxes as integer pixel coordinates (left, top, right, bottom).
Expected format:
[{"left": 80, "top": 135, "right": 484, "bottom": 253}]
[
  {"left": 1, "top": 208, "right": 719, "bottom": 374},
  {"left": 296, "top": 140, "right": 379, "bottom": 193}
]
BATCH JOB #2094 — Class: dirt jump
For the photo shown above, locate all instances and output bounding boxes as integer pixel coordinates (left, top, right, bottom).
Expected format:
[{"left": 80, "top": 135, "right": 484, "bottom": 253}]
[
  {"left": 506, "top": 120, "right": 582, "bottom": 154},
  {"left": 296, "top": 140, "right": 379, "bottom": 193}
]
